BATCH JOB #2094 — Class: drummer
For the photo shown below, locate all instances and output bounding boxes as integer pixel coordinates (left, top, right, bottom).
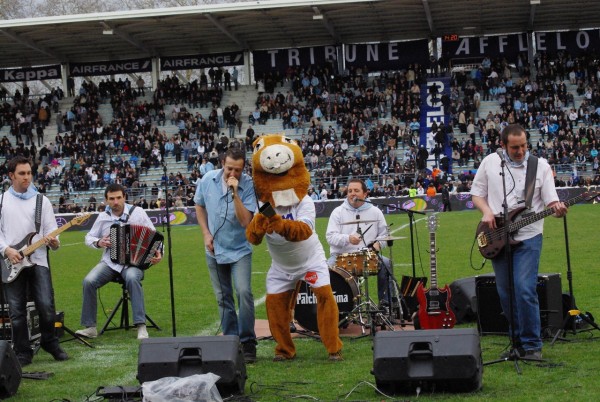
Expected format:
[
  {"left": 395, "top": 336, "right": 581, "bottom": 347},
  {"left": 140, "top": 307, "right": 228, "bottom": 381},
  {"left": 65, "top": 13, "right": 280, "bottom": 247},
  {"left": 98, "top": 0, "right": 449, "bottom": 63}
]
[{"left": 326, "top": 178, "right": 395, "bottom": 311}]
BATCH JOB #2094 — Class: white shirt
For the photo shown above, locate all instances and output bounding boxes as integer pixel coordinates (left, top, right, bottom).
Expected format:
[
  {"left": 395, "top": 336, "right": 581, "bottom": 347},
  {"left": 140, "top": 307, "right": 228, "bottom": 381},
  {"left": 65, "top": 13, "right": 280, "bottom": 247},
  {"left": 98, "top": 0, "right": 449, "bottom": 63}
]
[
  {"left": 264, "top": 196, "right": 325, "bottom": 273},
  {"left": 0, "top": 193, "right": 58, "bottom": 268},
  {"left": 84, "top": 205, "right": 156, "bottom": 273},
  {"left": 470, "top": 153, "right": 559, "bottom": 241}
]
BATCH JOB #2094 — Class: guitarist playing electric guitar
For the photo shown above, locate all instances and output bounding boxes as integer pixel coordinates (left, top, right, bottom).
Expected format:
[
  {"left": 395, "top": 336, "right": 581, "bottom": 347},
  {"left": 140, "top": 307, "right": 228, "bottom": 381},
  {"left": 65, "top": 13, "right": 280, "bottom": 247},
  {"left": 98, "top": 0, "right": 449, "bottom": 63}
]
[
  {"left": 471, "top": 124, "right": 567, "bottom": 361},
  {"left": 0, "top": 156, "right": 69, "bottom": 367}
]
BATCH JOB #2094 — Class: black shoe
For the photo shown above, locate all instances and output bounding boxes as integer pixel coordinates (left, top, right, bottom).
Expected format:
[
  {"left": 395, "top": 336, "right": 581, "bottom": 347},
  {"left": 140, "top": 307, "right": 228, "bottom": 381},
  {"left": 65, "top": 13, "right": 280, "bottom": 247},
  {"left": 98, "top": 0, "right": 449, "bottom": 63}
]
[
  {"left": 45, "top": 346, "right": 69, "bottom": 361},
  {"left": 242, "top": 342, "right": 257, "bottom": 364},
  {"left": 17, "top": 354, "right": 32, "bottom": 367}
]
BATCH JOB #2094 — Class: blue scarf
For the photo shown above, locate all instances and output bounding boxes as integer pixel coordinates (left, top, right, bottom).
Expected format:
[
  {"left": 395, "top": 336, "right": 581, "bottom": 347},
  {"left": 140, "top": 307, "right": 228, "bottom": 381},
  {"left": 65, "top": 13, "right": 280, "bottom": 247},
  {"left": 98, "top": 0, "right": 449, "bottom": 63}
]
[
  {"left": 502, "top": 149, "right": 530, "bottom": 168},
  {"left": 9, "top": 184, "right": 38, "bottom": 200}
]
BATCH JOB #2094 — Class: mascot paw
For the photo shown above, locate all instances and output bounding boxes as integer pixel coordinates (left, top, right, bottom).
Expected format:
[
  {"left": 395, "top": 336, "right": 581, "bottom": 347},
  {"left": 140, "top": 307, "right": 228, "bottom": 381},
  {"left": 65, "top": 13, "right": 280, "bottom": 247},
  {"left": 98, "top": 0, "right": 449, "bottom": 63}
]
[
  {"left": 246, "top": 213, "right": 269, "bottom": 245},
  {"left": 267, "top": 214, "right": 285, "bottom": 235}
]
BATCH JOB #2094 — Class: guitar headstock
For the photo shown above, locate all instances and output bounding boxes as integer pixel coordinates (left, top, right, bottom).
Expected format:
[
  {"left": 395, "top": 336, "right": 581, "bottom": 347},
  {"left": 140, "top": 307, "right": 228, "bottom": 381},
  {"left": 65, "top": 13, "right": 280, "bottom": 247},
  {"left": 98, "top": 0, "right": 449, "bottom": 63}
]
[
  {"left": 71, "top": 213, "right": 92, "bottom": 226},
  {"left": 427, "top": 214, "right": 439, "bottom": 233}
]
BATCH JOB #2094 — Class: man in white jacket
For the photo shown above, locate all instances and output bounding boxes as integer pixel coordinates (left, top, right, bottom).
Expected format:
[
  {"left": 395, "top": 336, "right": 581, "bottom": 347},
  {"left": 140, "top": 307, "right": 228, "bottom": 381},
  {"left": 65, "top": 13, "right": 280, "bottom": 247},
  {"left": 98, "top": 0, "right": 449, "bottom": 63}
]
[{"left": 326, "top": 179, "right": 396, "bottom": 311}]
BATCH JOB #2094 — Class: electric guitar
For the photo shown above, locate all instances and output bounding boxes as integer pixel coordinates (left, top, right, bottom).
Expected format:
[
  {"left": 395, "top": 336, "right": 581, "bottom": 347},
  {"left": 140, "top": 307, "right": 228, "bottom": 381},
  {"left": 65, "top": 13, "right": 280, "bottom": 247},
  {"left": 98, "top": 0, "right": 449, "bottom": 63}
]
[
  {"left": 1, "top": 214, "right": 91, "bottom": 283},
  {"left": 476, "top": 191, "right": 598, "bottom": 259},
  {"left": 415, "top": 215, "right": 455, "bottom": 329}
]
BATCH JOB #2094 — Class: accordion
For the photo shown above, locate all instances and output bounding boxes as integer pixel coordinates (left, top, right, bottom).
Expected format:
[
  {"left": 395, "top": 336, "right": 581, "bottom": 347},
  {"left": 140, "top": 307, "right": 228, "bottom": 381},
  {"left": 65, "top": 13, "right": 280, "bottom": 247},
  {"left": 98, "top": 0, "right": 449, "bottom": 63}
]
[{"left": 109, "top": 224, "right": 164, "bottom": 270}]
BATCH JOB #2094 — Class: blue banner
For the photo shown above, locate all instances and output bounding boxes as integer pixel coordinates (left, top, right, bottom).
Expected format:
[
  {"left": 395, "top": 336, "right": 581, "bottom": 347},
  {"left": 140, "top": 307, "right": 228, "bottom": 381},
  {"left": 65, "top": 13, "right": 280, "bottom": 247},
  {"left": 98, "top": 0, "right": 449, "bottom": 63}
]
[{"left": 419, "top": 77, "right": 451, "bottom": 169}]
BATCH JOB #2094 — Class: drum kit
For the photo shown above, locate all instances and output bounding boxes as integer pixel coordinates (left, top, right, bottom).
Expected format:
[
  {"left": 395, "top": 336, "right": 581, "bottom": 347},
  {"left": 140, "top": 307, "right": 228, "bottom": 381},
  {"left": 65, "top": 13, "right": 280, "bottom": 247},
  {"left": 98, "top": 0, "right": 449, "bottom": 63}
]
[{"left": 294, "top": 218, "right": 407, "bottom": 336}]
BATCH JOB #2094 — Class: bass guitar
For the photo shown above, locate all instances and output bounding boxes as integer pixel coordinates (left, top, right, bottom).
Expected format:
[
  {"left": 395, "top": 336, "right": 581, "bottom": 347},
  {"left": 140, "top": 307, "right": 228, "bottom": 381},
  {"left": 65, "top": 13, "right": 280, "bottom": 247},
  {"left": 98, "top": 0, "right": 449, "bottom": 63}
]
[
  {"left": 476, "top": 191, "right": 598, "bottom": 259},
  {"left": 415, "top": 215, "right": 456, "bottom": 329},
  {"left": 1, "top": 214, "right": 91, "bottom": 283}
]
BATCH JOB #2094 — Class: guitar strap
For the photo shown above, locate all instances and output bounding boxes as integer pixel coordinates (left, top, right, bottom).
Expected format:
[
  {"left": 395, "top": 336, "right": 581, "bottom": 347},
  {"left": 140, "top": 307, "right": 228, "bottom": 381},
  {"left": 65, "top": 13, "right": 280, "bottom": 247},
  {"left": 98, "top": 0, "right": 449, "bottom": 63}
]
[
  {"left": 35, "top": 193, "right": 43, "bottom": 234},
  {"left": 524, "top": 155, "right": 538, "bottom": 209}
]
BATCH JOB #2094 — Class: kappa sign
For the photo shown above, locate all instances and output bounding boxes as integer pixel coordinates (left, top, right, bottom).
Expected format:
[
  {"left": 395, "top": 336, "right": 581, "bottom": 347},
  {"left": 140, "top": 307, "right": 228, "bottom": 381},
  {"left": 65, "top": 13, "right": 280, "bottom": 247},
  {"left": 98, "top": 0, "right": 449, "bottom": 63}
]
[{"left": 0, "top": 65, "right": 61, "bottom": 83}]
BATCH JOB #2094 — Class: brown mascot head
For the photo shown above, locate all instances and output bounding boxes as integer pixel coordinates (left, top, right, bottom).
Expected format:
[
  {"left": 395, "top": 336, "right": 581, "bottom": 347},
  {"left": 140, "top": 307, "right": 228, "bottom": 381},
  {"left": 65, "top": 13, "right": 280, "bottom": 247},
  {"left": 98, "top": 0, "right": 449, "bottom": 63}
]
[{"left": 251, "top": 134, "right": 310, "bottom": 207}]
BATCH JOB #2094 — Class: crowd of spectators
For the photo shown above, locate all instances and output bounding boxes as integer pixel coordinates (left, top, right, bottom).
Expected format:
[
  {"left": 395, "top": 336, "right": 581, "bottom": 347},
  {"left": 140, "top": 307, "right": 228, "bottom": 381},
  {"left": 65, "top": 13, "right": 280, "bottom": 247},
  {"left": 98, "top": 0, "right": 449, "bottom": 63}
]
[{"left": 1, "top": 52, "right": 599, "bottom": 211}]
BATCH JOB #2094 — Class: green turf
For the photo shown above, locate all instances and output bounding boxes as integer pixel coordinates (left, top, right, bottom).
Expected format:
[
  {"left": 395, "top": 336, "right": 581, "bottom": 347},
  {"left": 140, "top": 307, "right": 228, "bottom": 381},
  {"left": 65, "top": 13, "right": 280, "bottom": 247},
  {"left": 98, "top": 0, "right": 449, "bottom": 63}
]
[{"left": 12, "top": 205, "right": 600, "bottom": 401}]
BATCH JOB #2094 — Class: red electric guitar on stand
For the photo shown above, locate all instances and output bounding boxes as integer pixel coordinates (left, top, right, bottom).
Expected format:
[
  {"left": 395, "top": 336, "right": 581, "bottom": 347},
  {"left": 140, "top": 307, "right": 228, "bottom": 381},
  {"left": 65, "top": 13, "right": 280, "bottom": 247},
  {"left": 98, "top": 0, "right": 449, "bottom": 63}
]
[{"left": 415, "top": 215, "right": 455, "bottom": 329}]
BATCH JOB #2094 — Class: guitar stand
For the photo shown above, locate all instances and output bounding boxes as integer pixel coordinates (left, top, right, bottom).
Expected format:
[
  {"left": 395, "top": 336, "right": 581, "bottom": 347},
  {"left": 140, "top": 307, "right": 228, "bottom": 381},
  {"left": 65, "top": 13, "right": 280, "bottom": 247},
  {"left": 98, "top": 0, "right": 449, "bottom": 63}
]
[{"left": 60, "top": 324, "right": 94, "bottom": 348}]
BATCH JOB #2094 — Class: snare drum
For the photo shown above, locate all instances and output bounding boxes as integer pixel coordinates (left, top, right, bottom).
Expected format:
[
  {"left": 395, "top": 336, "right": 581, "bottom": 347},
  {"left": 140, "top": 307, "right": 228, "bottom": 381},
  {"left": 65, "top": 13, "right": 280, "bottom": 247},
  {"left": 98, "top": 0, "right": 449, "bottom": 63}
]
[
  {"left": 335, "top": 250, "right": 379, "bottom": 276},
  {"left": 294, "top": 267, "right": 359, "bottom": 333}
]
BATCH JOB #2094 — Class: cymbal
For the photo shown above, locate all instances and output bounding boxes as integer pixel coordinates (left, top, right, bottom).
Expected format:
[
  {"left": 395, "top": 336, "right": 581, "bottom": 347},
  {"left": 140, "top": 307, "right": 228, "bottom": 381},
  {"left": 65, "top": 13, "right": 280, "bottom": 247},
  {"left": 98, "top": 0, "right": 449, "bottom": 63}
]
[
  {"left": 339, "top": 219, "right": 378, "bottom": 225},
  {"left": 375, "top": 236, "right": 407, "bottom": 241}
]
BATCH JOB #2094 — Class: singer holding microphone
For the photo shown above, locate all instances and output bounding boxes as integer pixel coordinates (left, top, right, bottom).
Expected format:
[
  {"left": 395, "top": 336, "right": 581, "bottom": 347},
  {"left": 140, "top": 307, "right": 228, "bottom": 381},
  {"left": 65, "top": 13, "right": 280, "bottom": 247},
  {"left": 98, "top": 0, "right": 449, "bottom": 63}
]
[
  {"left": 471, "top": 124, "right": 567, "bottom": 361},
  {"left": 326, "top": 178, "right": 395, "bottom": 311},
  {"left": 194, "top": 147, "right": 258, "bottom": 363}
]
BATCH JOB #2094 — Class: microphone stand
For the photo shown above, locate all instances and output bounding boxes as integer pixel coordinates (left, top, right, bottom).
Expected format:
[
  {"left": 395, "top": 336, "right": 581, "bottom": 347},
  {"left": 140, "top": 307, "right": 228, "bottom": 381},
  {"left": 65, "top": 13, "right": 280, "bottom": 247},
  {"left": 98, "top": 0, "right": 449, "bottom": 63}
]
[
  {"left": 161, "top": 159, "right": 177, "bottom": 337},
  {"left": 356, "top": 197, "right": 427, "bottom": 320},
  {"left": 483, "top": 155, "right": 523, "bottom": 373},
  {"left": 0, "top": 186, "right": 8, "bottom": 342}
]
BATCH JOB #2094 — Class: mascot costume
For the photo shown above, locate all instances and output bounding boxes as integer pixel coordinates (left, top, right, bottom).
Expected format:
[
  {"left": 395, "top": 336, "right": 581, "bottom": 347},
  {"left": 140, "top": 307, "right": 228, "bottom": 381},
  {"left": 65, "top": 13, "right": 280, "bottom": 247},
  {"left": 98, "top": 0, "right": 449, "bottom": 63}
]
[{"left": 246, "top": 134, "right": 343, "bottom": 361}]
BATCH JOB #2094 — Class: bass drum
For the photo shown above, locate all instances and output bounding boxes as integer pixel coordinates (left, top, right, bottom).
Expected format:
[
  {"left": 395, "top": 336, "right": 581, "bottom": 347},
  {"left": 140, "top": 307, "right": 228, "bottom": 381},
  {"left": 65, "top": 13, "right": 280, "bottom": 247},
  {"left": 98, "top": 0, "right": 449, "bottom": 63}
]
[{"left": 294, "top": 267, "right": 360, "bottom": 333}]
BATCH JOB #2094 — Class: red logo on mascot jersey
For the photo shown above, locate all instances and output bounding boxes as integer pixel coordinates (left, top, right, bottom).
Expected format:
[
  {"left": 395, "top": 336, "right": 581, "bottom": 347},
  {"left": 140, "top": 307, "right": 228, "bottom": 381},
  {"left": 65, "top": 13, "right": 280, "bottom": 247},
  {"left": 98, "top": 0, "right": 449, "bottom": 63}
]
[{"left": 304, "top": 271, "right": 318, "bottom": 285}]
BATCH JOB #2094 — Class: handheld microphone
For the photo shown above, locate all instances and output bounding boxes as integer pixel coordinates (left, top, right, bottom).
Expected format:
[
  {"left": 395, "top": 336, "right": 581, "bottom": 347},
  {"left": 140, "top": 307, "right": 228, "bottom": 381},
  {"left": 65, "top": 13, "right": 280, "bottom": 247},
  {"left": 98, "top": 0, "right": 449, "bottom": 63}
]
[
  {"left": 353, "top": 197, "right": 366, "bottom": 202},
  {"left": 496, "top": 148, "right": 505, "bottom": 165}
]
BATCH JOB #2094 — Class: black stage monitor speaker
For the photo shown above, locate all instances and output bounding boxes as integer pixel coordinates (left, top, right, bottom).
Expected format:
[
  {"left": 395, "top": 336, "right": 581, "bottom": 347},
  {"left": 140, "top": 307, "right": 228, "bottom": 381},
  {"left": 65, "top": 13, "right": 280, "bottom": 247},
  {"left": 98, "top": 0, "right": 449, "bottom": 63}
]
[
  {"left": 0, "top": 341, "right": 22, "bottom": 399},
  {"left": 137, "top": 336, "right": 246, "bottom": 396},
  {"left": 372, "top": 328, "right": 482, "bottom": 394},
  {"left": 449, "top": 276, "right": 478, "bottom": 324},
  {"left": 476, "top": 273, "right": 563, "bottom": 337}
]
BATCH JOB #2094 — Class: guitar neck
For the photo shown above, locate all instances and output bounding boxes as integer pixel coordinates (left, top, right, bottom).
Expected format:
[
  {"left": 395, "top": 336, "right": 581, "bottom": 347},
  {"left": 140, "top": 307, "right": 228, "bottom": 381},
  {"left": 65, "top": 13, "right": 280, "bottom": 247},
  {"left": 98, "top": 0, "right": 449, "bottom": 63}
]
[
  {"left": 429, "top": 231, "right": 438, "bottom": 290},
  {"left": 22, "top": 221, "right": 75, "bottom": 257},
  {"left": 507, "top": 193, "right": 588, "bottom": 233}
]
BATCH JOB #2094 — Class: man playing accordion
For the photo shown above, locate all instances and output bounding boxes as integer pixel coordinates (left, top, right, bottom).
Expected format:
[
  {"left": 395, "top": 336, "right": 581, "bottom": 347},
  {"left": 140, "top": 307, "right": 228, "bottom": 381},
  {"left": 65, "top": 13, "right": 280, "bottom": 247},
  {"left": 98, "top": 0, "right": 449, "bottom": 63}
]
[{"left": 76, "top": 184, "right": 162, "bottom": 340}]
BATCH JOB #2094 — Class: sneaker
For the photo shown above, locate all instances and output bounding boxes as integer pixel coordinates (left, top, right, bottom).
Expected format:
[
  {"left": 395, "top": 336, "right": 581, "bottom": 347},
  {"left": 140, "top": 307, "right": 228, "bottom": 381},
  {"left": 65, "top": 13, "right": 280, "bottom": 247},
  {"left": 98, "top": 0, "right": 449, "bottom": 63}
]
[
  {"left": 522, "top": 349, "right": 543, "bottom": 361},
  {"left": 242, "top": 342, "right": 257, "bottom": 364},
  {"left": 328, "top": 351, "right": 343, "bottom": 361},
  {"left": 137, "top": 324, "right": 149, "bottom": 340},
  {"left": 75, "top": 326, "right": 98, "bottom": 339}
]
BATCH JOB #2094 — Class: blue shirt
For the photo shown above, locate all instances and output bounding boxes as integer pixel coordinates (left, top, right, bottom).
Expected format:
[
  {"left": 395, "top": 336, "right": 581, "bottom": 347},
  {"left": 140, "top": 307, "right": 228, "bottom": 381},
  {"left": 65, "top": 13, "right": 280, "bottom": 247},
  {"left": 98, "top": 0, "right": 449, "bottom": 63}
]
[{"left": 194, "top": 169, "right": 256, "bottom": 264}]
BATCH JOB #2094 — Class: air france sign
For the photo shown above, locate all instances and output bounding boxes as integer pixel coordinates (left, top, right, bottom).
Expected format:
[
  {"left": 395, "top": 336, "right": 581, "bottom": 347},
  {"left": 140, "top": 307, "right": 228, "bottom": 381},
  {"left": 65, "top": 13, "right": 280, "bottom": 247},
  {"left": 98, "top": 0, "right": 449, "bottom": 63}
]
[
  {"left": 70, "top": 58, "right": 152, "bottom": 77},
  {"left": 161, "top": 51, "right": 244, "bottom": 71},
  {"left": 0, "top": 65, "right": 61, "bottom": 83}
]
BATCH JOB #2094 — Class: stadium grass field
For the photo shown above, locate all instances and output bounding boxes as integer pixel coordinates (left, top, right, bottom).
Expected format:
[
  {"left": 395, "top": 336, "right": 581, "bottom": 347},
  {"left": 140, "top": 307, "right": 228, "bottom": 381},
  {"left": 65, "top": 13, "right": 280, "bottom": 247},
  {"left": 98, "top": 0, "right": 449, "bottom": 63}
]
[{"left": 12, "top": 204, "right": 600, "bottom": 401}]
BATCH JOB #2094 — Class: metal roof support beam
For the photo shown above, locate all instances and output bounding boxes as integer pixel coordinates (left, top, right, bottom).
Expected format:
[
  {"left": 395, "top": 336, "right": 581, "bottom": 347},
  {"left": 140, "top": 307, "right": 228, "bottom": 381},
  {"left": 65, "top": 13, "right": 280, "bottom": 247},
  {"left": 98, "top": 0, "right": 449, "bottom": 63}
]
[
  {"left": 101, "top": 21, "right": 153, "bottom": 56},
  {"left": 528, "top": 3, "right": 538, "bottom": 30},
  {"left": 0, "top": 29, "right": 63, "bottom": 62},
  {"left": 204, "top": 13, "right": 248, "bottom": 50},
  {"left": 312, "top": 6, "right": 342, "bottom": 44},
  {"left": 421, "top": 0, "right": 435, "bottom": 35}
]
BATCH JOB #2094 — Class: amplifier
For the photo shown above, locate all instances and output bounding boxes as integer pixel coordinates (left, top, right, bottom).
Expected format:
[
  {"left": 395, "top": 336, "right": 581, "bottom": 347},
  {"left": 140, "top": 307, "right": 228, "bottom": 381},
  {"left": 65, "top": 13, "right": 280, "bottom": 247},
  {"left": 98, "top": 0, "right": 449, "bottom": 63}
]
[
  {"left": 0, "top": 303, "right": 41, "bottom": 343},
  {"left": 476, "top": 273, "right": 563, "bottom": 337}
]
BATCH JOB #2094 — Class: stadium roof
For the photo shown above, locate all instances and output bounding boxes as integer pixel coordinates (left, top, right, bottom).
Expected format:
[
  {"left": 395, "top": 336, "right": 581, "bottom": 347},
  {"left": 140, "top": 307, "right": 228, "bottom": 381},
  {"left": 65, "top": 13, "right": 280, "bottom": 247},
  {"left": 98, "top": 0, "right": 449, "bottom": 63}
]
[{"left": 1, "top": 0, "right": 600, "bottom": 69}]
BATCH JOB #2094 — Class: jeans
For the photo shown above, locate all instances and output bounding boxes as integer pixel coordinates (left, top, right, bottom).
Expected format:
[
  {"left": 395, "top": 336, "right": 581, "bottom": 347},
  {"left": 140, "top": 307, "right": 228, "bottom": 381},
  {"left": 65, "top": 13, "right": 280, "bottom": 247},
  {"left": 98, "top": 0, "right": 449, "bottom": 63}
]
[
  {"left": 4, "top": 265, "right": 60, "bottom": 358},
  {"left": 81, "top": 262, "right": 146, "bottom": 327},
  {"left": 491, "top": 234, "right": 543, "bottom": 351},
  {"left": 205, "top": 253, "right": 256, "bottom": 344}
]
